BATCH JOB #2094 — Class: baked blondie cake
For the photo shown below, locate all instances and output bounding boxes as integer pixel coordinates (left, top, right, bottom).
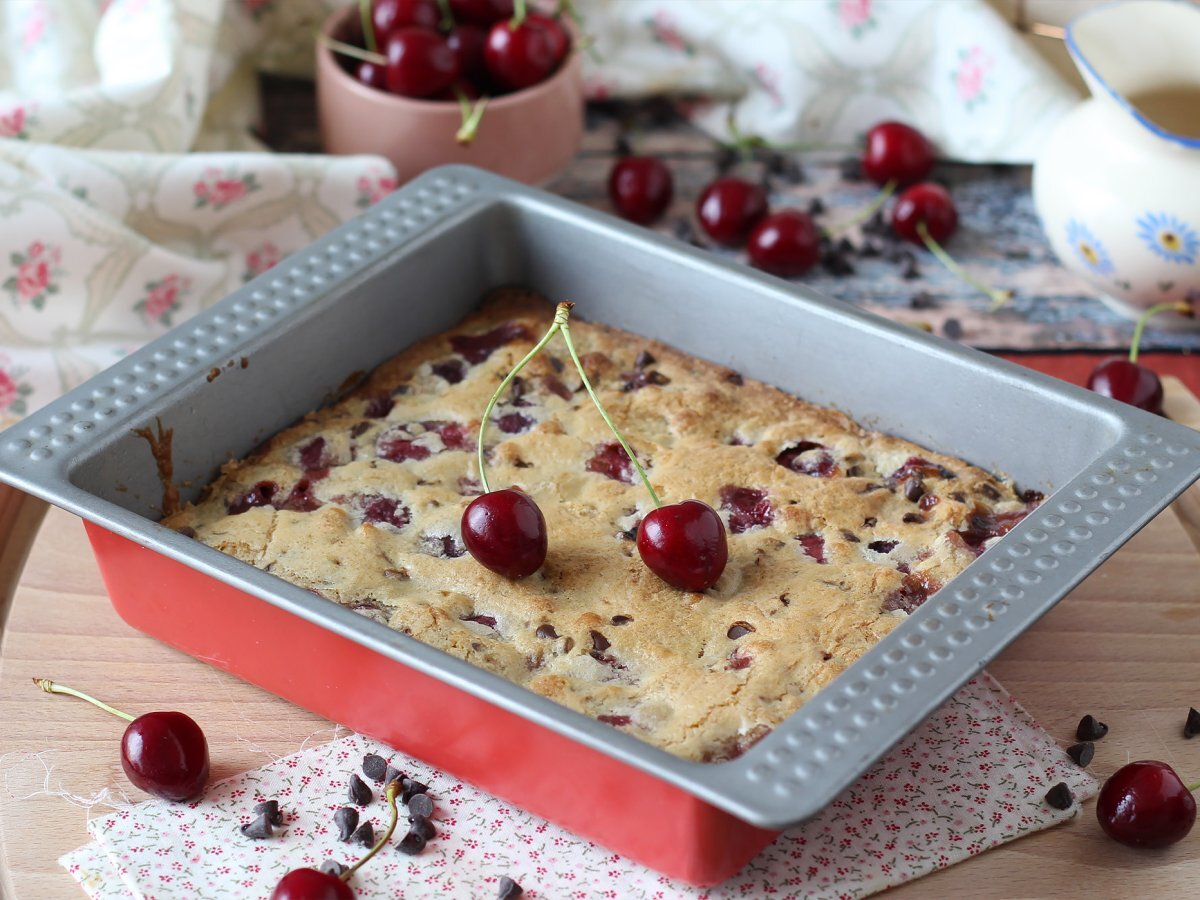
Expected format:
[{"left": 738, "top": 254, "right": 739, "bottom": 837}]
[{"left": 164, "top": 288, "right": 1040, "bottom": 762}]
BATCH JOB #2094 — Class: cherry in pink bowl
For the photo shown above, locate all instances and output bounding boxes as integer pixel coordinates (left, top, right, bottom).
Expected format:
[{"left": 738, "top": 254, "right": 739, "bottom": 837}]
[{"left": 315, "top": 6, "right": 584, "bottom": 186}]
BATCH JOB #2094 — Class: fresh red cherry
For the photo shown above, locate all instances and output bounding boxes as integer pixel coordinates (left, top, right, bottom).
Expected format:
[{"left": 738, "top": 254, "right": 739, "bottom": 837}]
[
  {"left": 449, "top": 0, "right": 513, "bottom": 25},
  {"left": 462, "top": 488, "right": 548, "bottom": 578},
  {"left": 384, "top": 27, "right": 459, "bottom": 98},
  {"left": 271, "top": 868, "right": 354, "bottom": 900},
  {"left": 34, "top": 679, "right": 209, "bottom": 802},
  {"left": 608, "top": 156, "right": 674, "bottom": 225},
  {"left": 526, "top": 13, "right": 570, "bottom": 66},
  {"left": 355, "top": 60, "right": 387, "bottom": 91},
  {"left": 891, "top": 182, "right": 957, "bottom": 245},
  {"left": 121, "top": 711, "right": 210, "bottom": 802},
  {"left": 372, "top": 0, "right": 440, "bottom": 39},
  {"left": 746, "top": 209, "right": 820, "bottom": 276},
  {"left": 1096, "top": 760, "right": 1198, "bottom": 849},
  {"left": 637, "top": 500, "right": 729, "bottom": 592},
  {"left": 446, "top": 24, "right": 487, "bottom": 82},
  {"left": 1087, "top": 358, "right": 1164, "bottom": 414},
  {"left": 863, "top": 121, "right": 935, "bottom": 188},
  {"left": 483, "top": 18, "right": 558, "bottom": 90},
  {"left": 696, "top": 177, "right": 769, "bottom": 246}
]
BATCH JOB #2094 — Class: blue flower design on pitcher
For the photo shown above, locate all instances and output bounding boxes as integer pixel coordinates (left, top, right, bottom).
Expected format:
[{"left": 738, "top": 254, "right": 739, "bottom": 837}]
[
  {"left": 1136, "top": 212, "right": 1199, "bottom": 264},
  {"left": 1065, "top": 219, "right": 1113, "bottom": 276}
]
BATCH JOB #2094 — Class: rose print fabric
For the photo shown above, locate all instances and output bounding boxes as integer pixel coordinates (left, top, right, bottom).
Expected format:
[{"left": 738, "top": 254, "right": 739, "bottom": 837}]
[
  {"left": 60, "top": 673, "right": 1096, "bottom": 899},
  {"left": 580, "top": 0, "right": 1082, "bottom": 163},
  {"left": 0, "top": 0, "right": 395, "bottom": 422}
]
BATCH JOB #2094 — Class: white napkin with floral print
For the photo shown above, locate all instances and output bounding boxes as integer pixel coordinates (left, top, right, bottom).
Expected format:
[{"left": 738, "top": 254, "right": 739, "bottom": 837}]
[{"left": 59, "top": 672, "right": 1096, "bottom": 899}]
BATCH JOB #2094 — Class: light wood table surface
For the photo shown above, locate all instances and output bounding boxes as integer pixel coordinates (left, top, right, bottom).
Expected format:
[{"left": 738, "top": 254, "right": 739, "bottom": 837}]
[{"left": 1, "top": 381, "right": 1198, "bottom": 899}]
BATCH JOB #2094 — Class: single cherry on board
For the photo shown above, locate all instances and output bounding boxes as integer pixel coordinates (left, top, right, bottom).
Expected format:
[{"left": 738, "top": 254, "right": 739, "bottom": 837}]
[
  {"left": 1086, "top": 300, "right": 1192, "bottom": 415},
  {"left": 891, "top": 182, "right": 958, "bottom": 245},
  {"left": 746, "top": 209, "right": 821, "bottom": 277},
  {"left": 461, "top": 488, "right": 548, "bottom": 579},
  {"left": 272, "top": 780, "right": 403, "bottom": 899},
  {"left": 608, "top": 156, "right": 674, "bottom": 225},
  {"left": 862, "top": 121, "right": 935, "bottom": 188},
  {"left": 1096, "top": 760, "right": 1198, "bottom": 849},
  {"left": 33, "top": 678, "right": 209, "bottom": 802},
  {"left": 637, "top": 500, "right": 729, "bottom": 592},
  {"left": 695, "top": 176, "right": 769, "bottom": 246}
]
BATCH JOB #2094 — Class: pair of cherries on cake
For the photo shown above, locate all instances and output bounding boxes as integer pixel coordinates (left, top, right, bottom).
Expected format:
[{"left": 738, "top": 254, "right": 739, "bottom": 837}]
[{"left": 461, "top": 302, "right": 727, "bottom": 591}]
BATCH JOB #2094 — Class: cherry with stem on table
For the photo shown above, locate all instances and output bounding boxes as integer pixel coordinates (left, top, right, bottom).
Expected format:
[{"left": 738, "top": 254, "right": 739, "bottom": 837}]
[
  {"left": 1086, "top": 300, "right": 1193, "bottom": 414},
  {"left": 609, "top": 153, "right": 674, "bottom": 226},
  {"left": 824, "top": 120, "right": 934, "bottom": 238},
  {"left": 33, "top": 678, "right": 209, "bottom": 802},
  {"left": 272, "top": 780, "right": 403, "bottom": 899},
  {"left": 1096, "top": 760, "right": 1199, "bottom": 849}
]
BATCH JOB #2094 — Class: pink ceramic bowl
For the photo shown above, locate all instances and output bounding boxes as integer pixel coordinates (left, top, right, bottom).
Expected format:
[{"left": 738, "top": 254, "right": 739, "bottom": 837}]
[{"left": 316, "top": 6, "right": 584, "bottom": 185}]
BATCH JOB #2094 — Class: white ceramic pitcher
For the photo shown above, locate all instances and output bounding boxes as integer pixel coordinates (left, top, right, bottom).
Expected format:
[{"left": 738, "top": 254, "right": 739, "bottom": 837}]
[{"left": 1033, "top": 0, "right": 1200, "bottom": 325}]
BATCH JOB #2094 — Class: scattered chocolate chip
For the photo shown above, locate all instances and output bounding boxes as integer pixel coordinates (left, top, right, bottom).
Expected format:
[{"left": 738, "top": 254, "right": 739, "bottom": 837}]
[
  {"left": 614, "top": 134, "right": 632, "bottom": 157},
  {"left": 862, "top": 210, "right": 890, "bottom": 237},
  {"left": 362, "top": 753, "right": 388, "bottom": 782},
  {"left": 943, "top": 318, "right": 964, "bottom": 340},
  {"left": 867, "top": 540, "right": 898, "bottom": 554},
  {"left": 1044, "top": 782, "right": 1074, "bottom": 810},
  {"left": 822, "top": 248, "right": 855, "bottom": 276},
  {"left": 397, "top": 830, "right": 427, "bottom": 855},
  {"left": 408, "top": 814, "right": 438, "bottom": 841},
  {"left": 319, "top": 859, "right": 348, "bottom": 877},
  {"left": 807, "top": 197, "right": 826, "bottom": 216},
  {"left": 902, "top": 513, "right": 926, "bottom": 524},
  {"left": 839, "top": 156, "right": 864, "bottom": 181},
  {"left": 348, "top": 774, "right": 372, "bottom": 806},
  {"left": 1076, "top": 714, "right": 1109, "bottom": 741},
  {"left": 335, "top": 806, "right": 359, "bottom": 842},
  {"left": 400, "top": 777, "right": 430, "bottom": 804},
  {"left": 1185, "top": 707, "right": 1200, "bottom": 739},
  {"left": 909, "top": 291, "right": 937, "bottom": 310},
  {"left": 408, "top": 792, "right": 434, "bottom": 819},
  {"left": 240, "top": 812, "right": 274, "bottom": 840},
  {"left": 715, "top": 145, "right": 739, "bottom": 174},
  {"left": 535, "top": 623, "right": 558, "bottom": 639},
  {"left": 611, "top": 615, "right": 633, "bottom": 625},
  {"left": 384, "top": 765, "right": 404, "bottom": 787},
  {"left": 497, "top": 875, "right": 524, "bottom": 899},
  {"left": 1066, "top": 741, "right": 1095, "bottom": 767},
  {"left": 821, "top": 651, "right": 834, "bottom": 661},
  {"left": 350, "top": 821, "right": 374, "bottom": 847},
  {"left": 253, "top": 800, "right": 283, "bottom": 827},
  {"left": 860, "top": 238, "right": 884, "bottom": 257}
]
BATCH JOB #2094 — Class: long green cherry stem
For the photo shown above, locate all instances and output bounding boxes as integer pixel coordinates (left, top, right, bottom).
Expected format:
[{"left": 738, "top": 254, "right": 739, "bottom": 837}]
[
  {"left": 509, "top": 0, "right": 527, "bottom": 28},
  {"left": 33, "top": 678, "right": 135, "bottom": 723},
  {"left": 556, "top": 304, "right": 661, "bottom": 509},
  {"left": 475, "top": 309, "right": 567, "bottom": 494},
  {"left": 342, "top": 780, "right": 400, "bottom": 881},
  {"left": 1129, "top": 302, "right": 1193, "bottom": 364},
  {"left": 823, "top": 179, "right": 895, "bottom": 238},
  {"left": 916, "top": 221, "right": 1013, "bottom": 311},
  {"left": 358, "top": 0, "right": 377, "bottom": 53},
  {"left": 1187, "top": 780, "right": 1200, "bottom": 793},
  {"left": 319, "top": 33, "right": 387, "bottom": 66},
  {"left": 434, "top": 0, "right": 455, "bottom": 31},
  {"left": 454, "top": 89, "right": 490, "bottom": 146}
]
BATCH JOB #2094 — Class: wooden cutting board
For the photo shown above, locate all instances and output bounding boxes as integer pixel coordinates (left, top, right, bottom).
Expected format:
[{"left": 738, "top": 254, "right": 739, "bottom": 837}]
[{"left": 1, "top": 381, "right": 1198, "bottom": 899}]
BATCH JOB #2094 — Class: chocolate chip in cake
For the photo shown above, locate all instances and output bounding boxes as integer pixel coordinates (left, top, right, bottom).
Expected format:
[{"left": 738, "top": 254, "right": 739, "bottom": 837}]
[
  {"left": 902, "top": 513, "right": 926, "bottom": 524},
  {"left": 903, "top": 478, "right": 925, "bottom": 503},
  {"left": 1076, "top": 715, "right": 1109, "bottom": 742},
  {"left": 860, "top": 482, "right": 885, "bottom": 494},
  {"left": 177, "top": 525, "right": 197, "bottom": 539},
  {"left": 950, "top": 491, "right": 967, "bottom": 503},
  {"left": 253, "top": 799, "right": 283, "bottom": 826},
  {"left": 979, "top": 483, "right": 1001, "bottom": 500},
  {"left": 408, "top": 792, "right": 435, "bottom": 819},
  {"left": 1184, "top": 707, "right": 1200, "bottom": 739},
  {"left": 1066, "top": 741, "right": 1095, "bottom": 767},
  {"left": 840, "top": 529, "right": 860, "bottom": 543},
  {"left": 240, "top": 812, "right": 274, "bottom": 840},
  {"left": 384, "top": 765, "right": 405, "bottom": 787},
  {"left": 1045, "top": 782, "right": 1074, "bottom": 810},
  {"left": 348, "top": 774, "right": 373, "bottom": 806},
  {"left": 319, "top": 859, "right": 348, "bottom": 877},
  {"left": 562, "top": 636, "right": 575, "bottom": 653},
  {"left": 727, "top": 622, "right": 755, "bottom": 639},
  {"left": 362, "top": 753, "right": 389, "bottom": 782},
  {"left": 408, "top": 814, "right": 438, "bottom": 841},
  {"left": 867, "top": 540, "right": 898, "bottom": 554},
  {"left": 634, "top": 349, "right": 656, "bottom": 369},
  {"left": 497, "top": 875, "right": 524, "bottom": 899},
  {"left": 611, "top": 615, "right": 633, "bottom": 626},
  {"left": 535, "top": 623, "right": 558, "bottom": 639},
  {"left": 615, "top": 525, "right": 637, "bottom": 541},
  {"left": 349, "top": 421, "right": 371, "bottom": 439},
  {"left": 845, "top": 465, "right": 863, "bottom": 477},
  {"left": 397, "top": 830, "right": 427, "bottom": 855},
  {"left": 335, "top": 807, "right": 359, "bottom": 842},
  {"left": 943, "top": 318, "right": 964, "bottom": 340},
  {"left": 724, "top": 370, "right": 745, "bottom": 386},
  {"left": 350, "top": 821, "right": 375, "bottom": 847},
  {"left": 862, "top": 516, "right": 877, "bottom": 528},
  {"left": 590, "top": 631, "right": 611, "bottom": 652},
  {"left": 1020, "top": 488, "right": 1046, "bottom": 504}
]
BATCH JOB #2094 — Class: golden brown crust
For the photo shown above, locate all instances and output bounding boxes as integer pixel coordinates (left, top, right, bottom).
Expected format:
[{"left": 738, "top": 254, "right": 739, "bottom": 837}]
[{"left": 165, "top": 288, "right": 1036, "bottom": 761}]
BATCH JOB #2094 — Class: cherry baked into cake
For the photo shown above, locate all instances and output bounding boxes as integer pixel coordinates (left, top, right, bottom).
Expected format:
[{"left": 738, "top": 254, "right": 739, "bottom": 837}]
[{"left": 164, "top": 288, "right": 1041, "bottom": 762}]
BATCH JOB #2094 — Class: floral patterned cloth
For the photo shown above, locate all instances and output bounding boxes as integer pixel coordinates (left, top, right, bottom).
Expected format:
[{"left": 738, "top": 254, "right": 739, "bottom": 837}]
[
  {"left": 59, "top": 673, "right": 1096, "bottom": 899},
  {"left": 582, "top": 0, "right": 1082, "bottom": 163}
]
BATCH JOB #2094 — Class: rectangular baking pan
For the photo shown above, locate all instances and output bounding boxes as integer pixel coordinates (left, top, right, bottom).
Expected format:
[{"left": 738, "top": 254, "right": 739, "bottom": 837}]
[{"left": 2, "top": 166, "right": 1198, "bottom": 886}]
